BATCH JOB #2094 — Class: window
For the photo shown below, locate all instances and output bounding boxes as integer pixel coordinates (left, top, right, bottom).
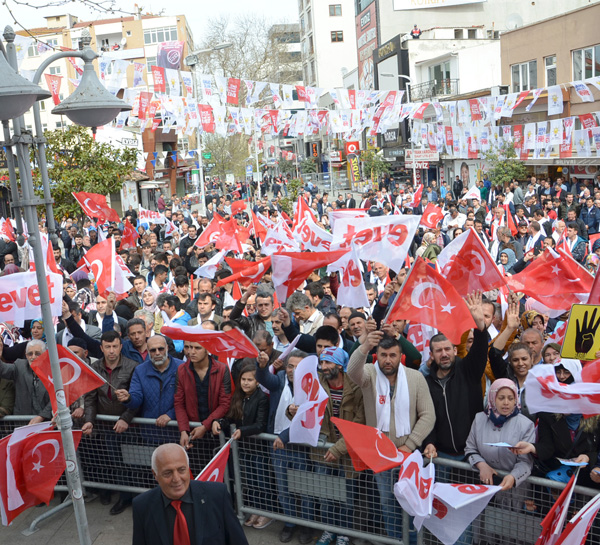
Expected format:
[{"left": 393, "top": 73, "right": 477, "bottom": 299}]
[
  {"left": 49, "top": 66, "right": 61, "bottom": 75},
  {"left": 27, "top": 43, "right": 39, "bottom": 57},
  {"left": 545, "top": 55, "right": 557, "bottom": 86},
  {"left": 146, "top": 56, "right": 157, "bottom": 72},
  {"left": 331, "top": 31, "right": 344, "bottom": 42},
  {"left": 486, "top": 30, "right": 499, "bottom": 39},
  {"left": 329, "top": 4, "right": 342, "bottom": 15},
  {"left": 56, "top": 121, "right": 64, "bottom": 128},
  {"left": 39, "top": 100, "right": 46, "bottom": 111},
  {"left": 454, "top": 29, "right": 464, "bottom": 39},
  {"left": 143, "top": 26, "right": 178, "bottom": 45},
  {"left": 47, "top": 38, "right": 58, "bottom": 48},
  {"left": 511, "top": 60, "right": 537, "bottom": 92},
  {"left": 467, "top": 29, "right": 477, "bottom": 39},
  {"left": 573, "top": 45, "right": 600, "bottom": 80}
]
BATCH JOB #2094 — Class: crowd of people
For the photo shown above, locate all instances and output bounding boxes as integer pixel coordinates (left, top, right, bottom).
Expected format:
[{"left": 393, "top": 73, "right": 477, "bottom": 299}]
[{"left": 0, "top": 171, "right": 599, "bottom": 545}]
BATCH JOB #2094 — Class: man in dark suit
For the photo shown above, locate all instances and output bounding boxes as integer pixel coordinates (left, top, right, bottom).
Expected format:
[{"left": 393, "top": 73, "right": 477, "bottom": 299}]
[
  {"left": 133, "top": 443, "right": 248, "bottom": 545},
  {"left": 345, "top": 192, "right": 356, "bottom": 209}
]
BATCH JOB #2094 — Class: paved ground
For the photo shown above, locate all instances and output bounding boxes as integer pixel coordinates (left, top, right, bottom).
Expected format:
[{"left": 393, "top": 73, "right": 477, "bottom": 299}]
[{"left": 0, "top": 494, "right": 285, "bottom": 545}]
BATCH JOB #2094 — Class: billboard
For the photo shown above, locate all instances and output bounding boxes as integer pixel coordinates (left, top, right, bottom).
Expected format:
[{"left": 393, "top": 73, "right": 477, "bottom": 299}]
[
  {"left": 393, "top": 0, "right": 485, "bottom": 9},
  {"left": 356, "top": 1, "right": 378, "bottom": 90}
]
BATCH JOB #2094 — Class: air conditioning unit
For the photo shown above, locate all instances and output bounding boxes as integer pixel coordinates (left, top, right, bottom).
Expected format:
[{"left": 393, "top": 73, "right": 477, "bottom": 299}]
[{"left": 490, "top": 85, "right": 509, "bottom": 96}]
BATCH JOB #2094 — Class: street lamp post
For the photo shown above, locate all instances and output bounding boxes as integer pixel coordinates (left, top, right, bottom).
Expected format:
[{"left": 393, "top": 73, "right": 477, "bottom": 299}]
[
  {"left": 184, "top": 42, "right": 233, "bottom": 216},
  {"left": 0, "top": 26, "right": 131, "bottom": 545}
]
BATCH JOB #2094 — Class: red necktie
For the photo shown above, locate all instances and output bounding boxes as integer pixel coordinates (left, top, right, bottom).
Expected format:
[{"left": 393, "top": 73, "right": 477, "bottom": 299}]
[{"left": 171, "top": 500, "right": 191, "bottom": 545}]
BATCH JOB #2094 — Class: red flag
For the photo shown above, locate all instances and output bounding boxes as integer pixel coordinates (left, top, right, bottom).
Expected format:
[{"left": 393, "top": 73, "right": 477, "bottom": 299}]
[
  {"left": 199, "top": 104, "right": 215, "bottom": 133},
  {"left": 218, "top": 256, "right": 271, "bottom": 287},
  {"left": 547, "top": 321, "right": 568, "bottom": 347},
  {"left": 588, "top": 271, "right": 600, "bottom": 305},
  {"left": 82, "top": 238, "right": 115, "bottom": 297},
  {"left": 226, "top": 78, "right": 241, "bottom": 105},
  {"left": 231, "top": 281, "right": 242, "bottom": 302},
  {"left": 72, "top": 192, "right": 120, "bottom": 223},
  {"left": 44, "top": 74, "right": 62, "bottom": 105},
  {"left": 554, "top": 493, "right": 600, "bottom": 545},
  {"left": 535, "top": 470, "right": 579, "bottom": 545},
  {"left": 250, "top": 210, "right": 267, "bottom": 242},
  {"left": 120, "top": 218, "right": 139, "bottom": 250},
  {"left": 330, "top": 418, "right": 408, "bottom": 473},
  {"left": 437, "top": 229, "right": 507, "bottom": 296},
  {"left": 160, "top": 324, "right": 259, "bottom": 359},
  {"left": 502, "top": 204, "right": 518, "bottom": 236},
  {"left": 271, "top": 249, "right": 349, "bottom": 302},
  {"left": 231, "top": 200, "right": 246, "bottom": 216},
  {"left": 410, "top": 185, "right": 423, "bottom": 208},
  {"left": 385, "top": 258, "right": 476, "bottom": 344},
  {"left": 196, "top": 441, "right": 231, "bottom": 482},
  {"left": 0, "top": 424, "right": 82, "bottom": 526},
  {"left": 151, "top": 66, "right": 166, "bottom": 94},
  {"left": 30, "top": 345, "right": 106, "bottom": 414},
  {"left": 214, "top": 218, "right": 249, "bottom": 253},
  {"left": 507, "top": 249, "right": 593, "bottom": 309},
  {"left": 195, "top": 218, "right": 224, "bottom": 248},
  {"left": 420, "top": 203, "right": 445, "bottom": 229}
]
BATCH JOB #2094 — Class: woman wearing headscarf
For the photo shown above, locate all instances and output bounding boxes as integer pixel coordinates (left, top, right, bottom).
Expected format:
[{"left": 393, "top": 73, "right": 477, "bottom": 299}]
[
  {"left": 499, "top": 248, "right": 517, "bottom": 274},
  {"left": 465, "top": 378, "right": 535, "bottom": 544},
  {"left": 415, "top": 231, "right": 437, "bottom": 258},
  {"left": 511, "top": 360, "right": 600, "bottom": 487}
]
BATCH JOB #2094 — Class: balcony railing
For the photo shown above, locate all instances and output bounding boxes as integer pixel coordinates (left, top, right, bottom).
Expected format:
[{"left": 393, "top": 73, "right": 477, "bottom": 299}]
[{"left": 410, "top": 78, "right": 459, "bottom": 101}]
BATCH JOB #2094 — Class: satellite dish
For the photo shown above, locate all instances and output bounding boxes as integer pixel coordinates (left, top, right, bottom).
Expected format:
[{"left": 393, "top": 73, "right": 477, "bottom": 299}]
[{"left": 505, "top": 13, "right": 523, "bottom": 30}]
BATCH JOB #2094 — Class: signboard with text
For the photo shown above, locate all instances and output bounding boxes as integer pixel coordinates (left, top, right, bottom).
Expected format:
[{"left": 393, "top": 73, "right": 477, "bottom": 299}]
[
  {"left": 393, "top": 0, "right": 485, "bottom": 9},
  {"left": 356, "top": 1, "right": 378, "bottom": 90},
  {"left": 405, "top": 149, "right": 439, "bottom": 162}
]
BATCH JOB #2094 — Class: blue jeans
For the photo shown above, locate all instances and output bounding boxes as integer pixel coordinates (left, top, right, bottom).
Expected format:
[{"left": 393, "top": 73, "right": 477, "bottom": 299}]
[
  {"left": 437, "top": 452, "right": 473, "bottom": 545},
  {"left": 374, "top": 469, "right": 417, "bottom": 544},
  {"left": 272, "top": 446, "right": 314, "bottom": 527},
  {"left": 314, "top": 462, "right": 354, "bottom": 529}
]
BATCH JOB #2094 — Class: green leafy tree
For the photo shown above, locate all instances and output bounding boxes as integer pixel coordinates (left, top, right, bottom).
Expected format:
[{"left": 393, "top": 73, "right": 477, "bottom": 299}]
[
  {"left": 482, "top": 141, "right": 528, "bottom": 188},
  {"left": 300, "top": 157, "right": 317, "bottom": 174},
  {"left": 279, "top": 178, "right": 303, "bottom": 216},
  {"left": 32, "top": 125, "right": 138, "bottom": 218},
  {"left": 360, "top": 150, "right": 390, "bottom": 182}
]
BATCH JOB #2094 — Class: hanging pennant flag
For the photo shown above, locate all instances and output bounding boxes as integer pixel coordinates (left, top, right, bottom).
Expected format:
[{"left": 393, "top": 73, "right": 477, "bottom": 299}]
[
  {"left": 198, "top": 104, "right": 215, "bottom": 133},
  {"left": 44, "top": 74, "right": 62, "bottom": 105},
  {"left": 67, "top": 57, "right": 83, "bottom": 76},
  {"left": 226, "top": 77, "right": 241, "bottom": 105},
  {"left": 157, "top": 41, "right": 185, "bottom": 70},
  {"left": 572, "top": 81, "right": 595, "bottom": 103},
  {"left": 579, "top": 113, "right": 597, "bottom": 129},
  {"left": 151, "top": 66, "right": 166, "bottom": 94},
  {"left": 132, "top": 62, "right": 145, "bottom": 87},
  {"left": 468, "top": 99, "right": 482, "bottom": 121},
  {"left": 525, "top": 88, "right": 544, "bottom": 111},
  {"left": 547, "top": 85, "right": 564, "bottom": 116}
]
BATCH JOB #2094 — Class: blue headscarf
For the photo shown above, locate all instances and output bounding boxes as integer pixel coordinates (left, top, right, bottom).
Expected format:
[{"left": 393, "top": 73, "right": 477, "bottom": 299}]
[
  {"left": 500, "top": 248, "right": 517, "bottom": 272},
  {"left": 320, "top": 347, "right": 349, "bottom": 371}
]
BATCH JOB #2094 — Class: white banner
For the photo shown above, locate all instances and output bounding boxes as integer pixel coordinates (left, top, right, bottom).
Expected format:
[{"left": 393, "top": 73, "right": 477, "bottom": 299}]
[
  {"left": 423, "top": 483, "right": 500, "bottom": 545},
  {"left": 289, "top": 356, "right": 329, "bottom": 446},
  {"left": 327, "top": 246, "right": 370, "bottom": 309},
  {"left": 138, "top": 206, "right": 165, "bottom": 224},
  {"left": 293, "top": 210, "right": 333, "bottom": 252},
  {"left": 526, "top": 364, "right": 600, "bottom": 415},
  {"left": 393, "top": 450, "right": 435, "bottom": 529},
  {"left": 0, "top": 272, "right": 63, "bottom": 326},
  {"left": 332, "top": 214, "right": 420, "bottom": 273}
]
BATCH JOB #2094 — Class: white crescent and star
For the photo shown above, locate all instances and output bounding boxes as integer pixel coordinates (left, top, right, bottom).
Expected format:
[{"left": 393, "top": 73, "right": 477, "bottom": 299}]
[
  {"left": 59, "top": 356, "right": 82, "bottom": 387},
  {"left": 411, "top": 282, "right": 446, "bottom": 310},
  {"left": 83, "top": 198, "right": 102, "bottom": 215},
  {"left": 31, "top": 439, "right": 60, "bottom": 473},
  {"left": 471, "top": 251, "right": 486, "bottom": 277},
  {"left": 374, "top": 430, "right": 408, "bottom": 463},
  {"left": 424, "top": 210, "right": 439, "bottom": 227}
]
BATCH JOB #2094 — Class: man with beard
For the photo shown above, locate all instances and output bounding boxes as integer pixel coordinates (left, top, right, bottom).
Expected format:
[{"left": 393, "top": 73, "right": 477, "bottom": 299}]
[{"left": 115, "top": 335, "right": 183, "bottom": 427}]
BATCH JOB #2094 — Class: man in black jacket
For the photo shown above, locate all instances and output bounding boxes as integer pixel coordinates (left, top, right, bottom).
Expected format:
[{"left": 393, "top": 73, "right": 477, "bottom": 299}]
[{"left": 421, "top": 292, "right": 489, "bottom": 460}]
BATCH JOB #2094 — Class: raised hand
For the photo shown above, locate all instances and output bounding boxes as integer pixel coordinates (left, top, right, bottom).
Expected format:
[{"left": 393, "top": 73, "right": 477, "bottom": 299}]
[{"left": 575, "top": 308, "right": 600, "bottom": 356}]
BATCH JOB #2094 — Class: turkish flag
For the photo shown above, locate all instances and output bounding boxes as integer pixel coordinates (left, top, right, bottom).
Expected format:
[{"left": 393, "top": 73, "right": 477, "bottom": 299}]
[
  {"left": 503, "top": 204, "right": 518, "bottom": 236},
  {"left": 588, "top": 272, "right": 600, "bottom": 305},
  {"left": 82, "top": 238, "right": 115, "bottom": 298},
  {"left": 437, "top": 228, "right": 507, "bottom": 296},
  {"left": 271, "top": 249, "right": 349, "bottom": 302},
  {"left": 217, "top": 256, "right": 271, "bottom": 287},
  {"left": 22, "top": 430, "right": 82, "bottom": 505},
  {"left": 507, "top": 249, "right": 593, "bottom": 309},
  {"left": 196, "top": 441, "right": 231, "bottom": 482},
  {"left": 554, "top": 493, "right": 600, "bottom": 545},
  {"left": 420, "top": 203, "right": 445, "bottom": 229},
  {"left": 0, "top": 424, "right": 83, "bottom": 526},
  {"left": 231, "top": 199, "right": 246, "bottom": 216},
  {"left": 330, "top": 417, "right": 408, "bottom": 473},
  {"left": 410, "top": 185, "right": 423, "bottom": 208},
  {"left": 30, "top": 345, "right": 106, "bottom": 414},
  {"left": 72, "top": 192, "right": 120, "bottom": 223},
  {"left": 385, "top": 258, "right": 476, "bottom": 344},
  {"left": 120, "top": 218, "right": 139, "bottom": 250},
  {"left": 195, "top": 218, "right": 224, "bottom": 248},
  {"left": 214, "top": 218, "right": 250, "bottom": 253},
  {"left": 292, "top": 198, "right": 333, "bottom": 252},
  {"left": 535, "top": 470, "right": 579, "bottom": 545},
  {"left": 547, "top": 321, "right": 568, "bottom": 347},
  {"left": 164, "top": 219, "right": 178, "bottom": 239},
  {"left": 160, "top": 324, "right": 259, "bottom": 359},
  {"left": 250, "top": 211, "right": 267, "bottom": 242}
]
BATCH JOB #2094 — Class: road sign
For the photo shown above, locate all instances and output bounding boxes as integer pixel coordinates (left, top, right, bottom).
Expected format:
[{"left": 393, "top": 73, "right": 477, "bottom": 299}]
[
  {"left": 202, "top": 152, "right": 212, "bottom": 160},
  {"left": 561, "top": 304, "right": 600, "bottom": 360},
  {"left": 246, "top": 165, "right": 253, "bottom": 177}
]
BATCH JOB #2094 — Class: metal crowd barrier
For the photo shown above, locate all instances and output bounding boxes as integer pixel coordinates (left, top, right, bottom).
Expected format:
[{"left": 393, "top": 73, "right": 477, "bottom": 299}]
[{"left": 3, "top": 417, "right": 600, "bottom": 544}]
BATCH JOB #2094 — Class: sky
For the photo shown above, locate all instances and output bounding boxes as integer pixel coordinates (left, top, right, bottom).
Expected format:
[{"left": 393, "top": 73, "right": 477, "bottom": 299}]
[{"left": 1, "top": 0, "right": 299, "bottom": 43}]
